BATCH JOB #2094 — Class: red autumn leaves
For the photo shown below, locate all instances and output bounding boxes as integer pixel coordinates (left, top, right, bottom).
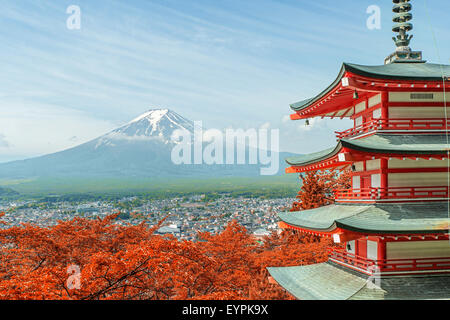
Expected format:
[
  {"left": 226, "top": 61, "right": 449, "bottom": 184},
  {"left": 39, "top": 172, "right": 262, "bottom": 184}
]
[
  {"left": 0, "top": 215, "right": 331, "bottom": 300},
  {"left": 291, "top": 169, "right": 351, "bottom": 211},
  {"left": 0, "top": 170, "right": 346, "bottom": 300}
]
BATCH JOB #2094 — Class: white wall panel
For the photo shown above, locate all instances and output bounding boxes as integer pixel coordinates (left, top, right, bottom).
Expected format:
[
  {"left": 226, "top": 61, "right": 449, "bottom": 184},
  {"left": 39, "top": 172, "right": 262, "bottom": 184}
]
[
  {"left": 387, "top": 241, "right": 450, "bottom": 259},
  {"left": 355, "top": 101, "right": 366, "bottom": 114},
  {"left": 389, "top": 92, "right": 450, "bottom": 102},
  {"left": 373, "top": 108, "right": 382, "bottom": 119},
  {"left": 355, "top": 116, "right": 363, "bottom": 127},
  {"left": 369, "top": 94, "right": 382, "bottom": 108},
  {"left": 389, "top": 158, "right": 447, "bottom": 169},
  {"left": 366, "top": 159, "right": 380, "bottom": 171},
  {"left": 388, "top": 172, "right": 448, "bottom": 187},
  {"left": 367, "top": 240, "right": 378, "bottom": 260},
  {"left": 389, "top": 107, "right": 450, "bottom": 119},
  {"left": 352, "top": 176, "right": 360, "bottom": 189},
  {"left": 371, "top": 174, "right": 381, "bottom": 188},
  {"left": 353, "top": 161, "right": 364, "bottom": 172}
]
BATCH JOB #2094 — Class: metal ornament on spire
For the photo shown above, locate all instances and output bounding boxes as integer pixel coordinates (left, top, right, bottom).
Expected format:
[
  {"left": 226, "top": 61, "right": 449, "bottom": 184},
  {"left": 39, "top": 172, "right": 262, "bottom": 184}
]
[
  {"left": 392, "top": 0, "right": 413, "bottom": 50},
  {"left": 385, "top": 0, "right": 425, "bottom": 64}
]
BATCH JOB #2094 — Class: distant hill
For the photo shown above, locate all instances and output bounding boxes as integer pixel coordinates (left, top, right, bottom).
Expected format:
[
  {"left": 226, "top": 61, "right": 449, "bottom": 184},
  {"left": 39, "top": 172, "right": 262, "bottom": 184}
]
[
  {"left": 0, "top": 109, "right": 297, "bottom": 180},
  {"left": 0, "top": 187, "right": 19, "bottom": 196}
]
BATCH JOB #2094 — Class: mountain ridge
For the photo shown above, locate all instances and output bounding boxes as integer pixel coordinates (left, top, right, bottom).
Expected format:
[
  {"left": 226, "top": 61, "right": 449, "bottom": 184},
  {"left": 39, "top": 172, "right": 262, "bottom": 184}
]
[{"left": 0, "top": 108, "right": 296, "bottom": 179}]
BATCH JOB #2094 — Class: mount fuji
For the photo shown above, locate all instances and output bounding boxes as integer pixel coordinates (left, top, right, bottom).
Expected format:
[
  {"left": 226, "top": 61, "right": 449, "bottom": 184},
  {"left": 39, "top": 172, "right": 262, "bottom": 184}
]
[{"left": 0, "top": 109, "right": 292, "bottom": 179}]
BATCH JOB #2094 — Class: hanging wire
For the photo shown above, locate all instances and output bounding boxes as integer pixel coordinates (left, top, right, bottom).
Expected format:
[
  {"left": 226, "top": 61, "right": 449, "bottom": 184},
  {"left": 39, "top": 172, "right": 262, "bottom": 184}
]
[{"left": 423, "top": 0, "right": 449, "bottom": 234}]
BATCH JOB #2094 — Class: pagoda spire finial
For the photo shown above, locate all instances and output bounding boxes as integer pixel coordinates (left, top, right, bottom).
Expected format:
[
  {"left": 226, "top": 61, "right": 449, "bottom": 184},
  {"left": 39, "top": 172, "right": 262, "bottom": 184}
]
[
  {"left": 392, "top": 0, "right": 413, "bottom": 50},
  {"left": 385, "top": 0, "right": 425, "bottom": 64}
]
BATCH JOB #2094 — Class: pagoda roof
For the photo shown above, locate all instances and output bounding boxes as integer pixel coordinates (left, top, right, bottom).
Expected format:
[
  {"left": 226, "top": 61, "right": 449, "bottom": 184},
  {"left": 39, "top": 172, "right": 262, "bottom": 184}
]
[
  {"left": 286, "top": 147, "right": 336, "bottom": 167},
  {"left": 344, "top": 62, "right": 450, "bottom": 81},
  {"left": 267, "top": 263, "right": 368, "bottom": 300},
  {"left": 286, "top": 134, "right": 449, "bottom": 167},
  {"left": 291, "top": 62, "right": 450, "bottom": 113},
  {"left": 279, "top": 202, "right": 450, "bottom": 234},
  {"left": 267, "top": 262, "right": 450, "bottom": 300}
]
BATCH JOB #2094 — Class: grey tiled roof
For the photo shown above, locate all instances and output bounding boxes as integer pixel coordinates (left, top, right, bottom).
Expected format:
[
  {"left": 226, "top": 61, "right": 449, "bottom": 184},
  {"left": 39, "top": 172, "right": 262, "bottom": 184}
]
[
  {"left": 291, "top": 62, "right": 450, "bottom": 112},
  {"left": 267, "top": 263, "right": 367, "bottom": 300},
  {"left": 343, "top": 134, "right": 450, "bottom": 155},
  {"left": 285, "top": 147, "right": 337, "bottom": 166},
  {"left": 286, "top": 134, "right": 449, "bottom": 166},
  {"left": 345, "top": 62, "right": 450, "bottom": 81},
  {"left": 268, "top": 262, "right": 450, "bottom": 300},
  {"left": 279, "top": 202, "right": 450, "bottom": 234}
]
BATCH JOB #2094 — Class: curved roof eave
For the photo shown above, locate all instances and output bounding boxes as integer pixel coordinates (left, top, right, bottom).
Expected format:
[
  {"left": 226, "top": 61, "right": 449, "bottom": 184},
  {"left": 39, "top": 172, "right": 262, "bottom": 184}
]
[
  {"left": 279, "top": 202, "right": 450, "bottom": 235},
  {"left": 290, "top": 64, "right": 347, "bottom": 112},
  {"left": 278, "top": 205, "right": 369, "bottom": 233},
  {"left": 340, "top": 134, "right": 450, "bottom": 155},
  {"left": 268, "top": 262, "right": 450, "bottom": 300},
  {"left": 290, "top": 62, "right": 450, "bottom": 112},
  {"left": 334, "top": 221, "right": 450, "bottom": 235},
  {"left": 344, "top": 62, "right": 450, "bottom": 81},
  {"left": 285, "top": 143, "right": 342, "bottom": 166},
  {"left": 285, "top": 134, "right": 450, "bottom": 167},
  {"left": 267, "top": 263, "right": 369, "bottom": 300}
]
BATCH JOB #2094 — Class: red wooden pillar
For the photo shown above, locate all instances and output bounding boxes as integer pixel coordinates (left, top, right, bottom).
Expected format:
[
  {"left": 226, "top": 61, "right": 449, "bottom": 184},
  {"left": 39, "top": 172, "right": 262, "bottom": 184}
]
[
  {"left": 357, "top": 238, "right": 367, "bottom": 258},
  {"left": 364, "top": 97, "right": 369, "bottom": 126},
  {"left": 362, "top": 160, "right": 367, "bottom": 190},
  {"left": 380, "top": 157, "right": 388, "bottom": 198},
  {"left": 381, "top": 91, "right": 389, "bottom": 129},
  {"left": 377, "top": 238, "right": 386, "bottom": 272}
]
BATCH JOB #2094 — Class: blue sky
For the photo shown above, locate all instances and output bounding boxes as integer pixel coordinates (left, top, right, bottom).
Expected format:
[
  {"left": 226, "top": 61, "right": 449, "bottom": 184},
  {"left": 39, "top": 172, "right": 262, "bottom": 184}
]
[{"left": 0, "top": 0, "right": 450, "bottom": 162}]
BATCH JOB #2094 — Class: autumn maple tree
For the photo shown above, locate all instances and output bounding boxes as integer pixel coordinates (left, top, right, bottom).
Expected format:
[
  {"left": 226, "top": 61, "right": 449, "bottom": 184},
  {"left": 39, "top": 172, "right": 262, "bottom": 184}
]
[
  {"left": 0, "top": 210, "right": 331, "bottom": 300},
  {"left": 290, "top": 169, "right": 351, "bottom": 211},
  {"left": 0, "top": 169, "right": 350, "bottom": 300}
]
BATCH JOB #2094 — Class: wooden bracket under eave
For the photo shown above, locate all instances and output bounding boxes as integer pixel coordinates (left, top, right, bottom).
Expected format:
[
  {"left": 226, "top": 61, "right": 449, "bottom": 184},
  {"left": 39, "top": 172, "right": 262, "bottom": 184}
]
[
  {"left": 285, "top": 166, "right": 297, "bottom": 174},
  {"left": 332, "top": 231, "right": 365, "bottom": 244}
]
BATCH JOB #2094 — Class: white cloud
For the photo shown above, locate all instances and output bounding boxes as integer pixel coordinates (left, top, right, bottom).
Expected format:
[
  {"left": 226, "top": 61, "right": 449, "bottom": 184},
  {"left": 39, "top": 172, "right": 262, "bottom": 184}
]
[
  {"left": 0, "top": 134, "right": 10, "bottom": 148},
  {"left": 0, "top": 101, "right": 116, "bottom": 161},
  {"left": 4, "top": 0, "right": 442, "bottom": 161}
]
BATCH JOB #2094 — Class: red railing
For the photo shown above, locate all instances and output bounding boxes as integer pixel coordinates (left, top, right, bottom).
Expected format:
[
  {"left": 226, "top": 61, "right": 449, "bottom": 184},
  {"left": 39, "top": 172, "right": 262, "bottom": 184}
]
[
  {"left": 335, "top": 118, "right": 450, "bottom": 139},
  {"left": 334, "top": 186, "right": 449, "bottom": 201},
  {"left": 335, "top": 120, "right": 380, "bottom": 139},
  {"left": 329, "top": 248, "right": 450, "bottom": 275},
  {"left": 381, "top": 186, "right": 449, "bottom": 199},
  {"left": 329, "top": 248, "right": 378, "bottom": 272},
  {"left": 334, "top": 188, "right": 379, "bottom": 200}
]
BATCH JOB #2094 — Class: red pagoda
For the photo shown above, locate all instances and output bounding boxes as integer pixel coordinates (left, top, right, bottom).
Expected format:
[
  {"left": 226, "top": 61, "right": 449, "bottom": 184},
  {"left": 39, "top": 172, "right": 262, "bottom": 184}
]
[{"left": 268, "top": 0, "right": 450, "bottom": 299}]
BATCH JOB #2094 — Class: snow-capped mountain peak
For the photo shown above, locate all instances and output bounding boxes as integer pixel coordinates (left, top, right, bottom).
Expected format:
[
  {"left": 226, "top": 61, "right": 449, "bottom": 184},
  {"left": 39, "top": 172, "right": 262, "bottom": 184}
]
[
  {"left": 0, "top": 108, "right": 288, "bottom": 179},
  {"left": 128, "top": 108, "right": 170, "bottom": 125},
  {"left": 97, "top": 108, "right": 194, "bottom": 148}
]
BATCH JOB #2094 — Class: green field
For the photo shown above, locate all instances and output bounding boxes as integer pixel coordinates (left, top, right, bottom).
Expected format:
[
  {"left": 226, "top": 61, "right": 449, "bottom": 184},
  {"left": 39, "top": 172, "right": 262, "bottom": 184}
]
[{"left": 0, "top": 175, "right": 301, "bottom": 201}]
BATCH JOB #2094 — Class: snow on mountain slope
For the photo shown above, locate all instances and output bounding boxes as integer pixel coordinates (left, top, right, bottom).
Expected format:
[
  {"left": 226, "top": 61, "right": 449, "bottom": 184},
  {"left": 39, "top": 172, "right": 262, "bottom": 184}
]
[
  {"left": 91, "top": 109, "right": 193, "bottom": 148},
  {"left": 0, "top": 108, "right": 291, "bottom": 179},
  {"left": 93, "top": 109, "right": 194, "bottom": 149}
]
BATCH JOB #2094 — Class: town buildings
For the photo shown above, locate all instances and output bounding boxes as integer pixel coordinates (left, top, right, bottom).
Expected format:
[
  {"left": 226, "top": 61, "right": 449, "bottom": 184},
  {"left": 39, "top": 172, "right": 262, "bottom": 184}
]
[{"left": 0, "top": 195, "right": 287, "bottom": 241}]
